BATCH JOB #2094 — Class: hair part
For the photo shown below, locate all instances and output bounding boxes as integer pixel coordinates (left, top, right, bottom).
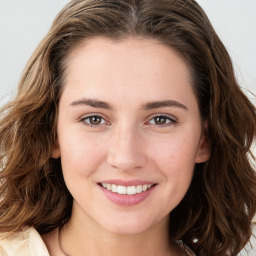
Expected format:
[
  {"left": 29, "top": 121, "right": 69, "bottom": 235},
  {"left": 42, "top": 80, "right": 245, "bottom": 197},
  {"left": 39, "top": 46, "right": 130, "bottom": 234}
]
[{"left": 0, "top": 0, "right": 255, "bottom": 255}]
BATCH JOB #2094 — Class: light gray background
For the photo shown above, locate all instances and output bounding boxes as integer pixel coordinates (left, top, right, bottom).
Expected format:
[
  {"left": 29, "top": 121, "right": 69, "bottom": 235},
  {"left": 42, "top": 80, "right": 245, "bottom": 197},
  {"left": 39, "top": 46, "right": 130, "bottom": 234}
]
[{"left": 0, "top": 0, "right": 255, "bottom": 253}]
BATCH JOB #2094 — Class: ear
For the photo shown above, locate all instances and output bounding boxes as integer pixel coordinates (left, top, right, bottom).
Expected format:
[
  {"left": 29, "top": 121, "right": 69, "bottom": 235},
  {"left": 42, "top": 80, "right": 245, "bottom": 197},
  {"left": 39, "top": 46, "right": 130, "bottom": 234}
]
[
  {"left": 195, "top": 122, "right": 211, "bottom": 163},
  {"left": 51, "top": 140, "right": 60, "bottom": 159}
]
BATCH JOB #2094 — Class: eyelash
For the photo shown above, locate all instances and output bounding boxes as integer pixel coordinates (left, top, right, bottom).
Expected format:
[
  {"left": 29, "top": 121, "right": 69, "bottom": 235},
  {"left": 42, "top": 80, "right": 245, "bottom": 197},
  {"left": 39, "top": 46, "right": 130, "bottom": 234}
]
[
  {"left": 146, "top": 114, "right": 177, "bottom": 127},
  {"left": 80, "top": 114, "right": 177, "bottom": 128},
  {"left": 80, "top": 114, "right": 109, "bottom": 128}
]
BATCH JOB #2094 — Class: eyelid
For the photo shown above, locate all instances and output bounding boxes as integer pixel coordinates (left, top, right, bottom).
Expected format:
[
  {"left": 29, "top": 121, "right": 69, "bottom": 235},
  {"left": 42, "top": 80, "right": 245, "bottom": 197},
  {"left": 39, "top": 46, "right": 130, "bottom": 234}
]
[
  {"left": 78, "top": 113, "right": 178, "bottom": 128},
  {"left": 79, "top": 113, "right": 111, "bottom": 127},
  {"left": 146, "top": 113, "right": 178, "bottom": 126}
]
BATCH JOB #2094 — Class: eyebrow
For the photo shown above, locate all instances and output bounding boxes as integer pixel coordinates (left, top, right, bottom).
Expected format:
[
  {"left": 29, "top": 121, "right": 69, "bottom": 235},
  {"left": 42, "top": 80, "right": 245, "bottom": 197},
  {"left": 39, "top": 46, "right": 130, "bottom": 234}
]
[
  {"left": 142, "top": 100, "right": 188, "bottom": 110},
  {"left": 70, "top": 98, "right": 111, "bottom": 109},
  {"left": 70, "top": 98, "right": 188, "bottom": 111}
]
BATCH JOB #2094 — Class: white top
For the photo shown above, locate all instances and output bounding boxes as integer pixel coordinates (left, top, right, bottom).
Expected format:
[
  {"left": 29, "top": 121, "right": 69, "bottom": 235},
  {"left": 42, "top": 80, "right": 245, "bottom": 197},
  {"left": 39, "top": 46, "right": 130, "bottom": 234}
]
[
  {"left": 0, "top": 227, "right": 49, "bottom": 256},
  {"left": 0, "top": 226, "right": 255, "bottom": 256}
]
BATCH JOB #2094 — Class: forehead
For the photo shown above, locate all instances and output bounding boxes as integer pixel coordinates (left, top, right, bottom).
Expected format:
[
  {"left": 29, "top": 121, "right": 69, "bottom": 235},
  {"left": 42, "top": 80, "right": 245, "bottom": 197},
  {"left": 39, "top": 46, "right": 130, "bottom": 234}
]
[
  {"left": 65, "top": 37, "right": 192, "bottom": 83},
  {"left": 60, "top": 37, "right": 196, "bottom": 108}
]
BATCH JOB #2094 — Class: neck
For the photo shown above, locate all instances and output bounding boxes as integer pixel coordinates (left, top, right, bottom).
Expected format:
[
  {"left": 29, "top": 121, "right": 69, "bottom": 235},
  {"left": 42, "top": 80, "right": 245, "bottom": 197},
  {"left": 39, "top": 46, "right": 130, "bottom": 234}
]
[{"left": 60, "top": 208, "right": 176, "bottom": 256}]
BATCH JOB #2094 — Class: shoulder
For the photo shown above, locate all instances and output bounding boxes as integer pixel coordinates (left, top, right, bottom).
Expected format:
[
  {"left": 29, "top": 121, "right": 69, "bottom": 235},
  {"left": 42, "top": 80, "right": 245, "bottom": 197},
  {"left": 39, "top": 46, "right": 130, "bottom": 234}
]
[
  {"left": 0, "top": 226, "right": 49, "bottom": 256},
  {"left": 238, "top": 226, "right": 256, "bottom": 256}
]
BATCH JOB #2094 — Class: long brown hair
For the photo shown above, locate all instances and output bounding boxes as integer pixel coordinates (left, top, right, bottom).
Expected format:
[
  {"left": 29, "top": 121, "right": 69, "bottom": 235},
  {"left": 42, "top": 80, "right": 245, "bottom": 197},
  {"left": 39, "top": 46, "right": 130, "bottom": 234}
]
[{"left": 0, "top": 0, "right": 255, "bottom": 255}]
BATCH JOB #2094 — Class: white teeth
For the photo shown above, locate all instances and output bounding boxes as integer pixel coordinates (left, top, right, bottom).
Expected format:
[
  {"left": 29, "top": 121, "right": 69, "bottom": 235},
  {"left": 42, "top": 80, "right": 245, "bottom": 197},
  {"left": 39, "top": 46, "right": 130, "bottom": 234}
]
[
  {"left": 101, "top": 183, "right": 154, "bottom": 195},
  {"left": 117, "top": 185, "right": 126, "bottom": 194},
  {"left": 136, "top": 185, "right": 143, "bottom": 193},
  {"left": 127, "top": 186, "right": 136, "bottom": 195},
  {"left": 112, "top": 184, "right": 118, "bottom": 193},
  {"left": 142, "top": 185, "right": 148, "bottom": 192}
]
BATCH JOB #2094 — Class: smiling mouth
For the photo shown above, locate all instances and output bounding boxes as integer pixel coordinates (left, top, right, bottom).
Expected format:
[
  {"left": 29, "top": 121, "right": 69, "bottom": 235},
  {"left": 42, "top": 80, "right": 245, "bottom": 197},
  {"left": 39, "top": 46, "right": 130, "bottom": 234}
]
[{"left": 99, "top": 183, "right": 156, "bottom": 195}]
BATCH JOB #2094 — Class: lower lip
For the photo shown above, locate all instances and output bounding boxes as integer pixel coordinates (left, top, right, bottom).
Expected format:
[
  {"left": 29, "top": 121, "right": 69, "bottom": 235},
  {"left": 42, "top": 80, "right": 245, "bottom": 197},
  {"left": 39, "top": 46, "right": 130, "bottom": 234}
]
[{"left": 98, "top": 185, "right": 156, "bottom": 206}]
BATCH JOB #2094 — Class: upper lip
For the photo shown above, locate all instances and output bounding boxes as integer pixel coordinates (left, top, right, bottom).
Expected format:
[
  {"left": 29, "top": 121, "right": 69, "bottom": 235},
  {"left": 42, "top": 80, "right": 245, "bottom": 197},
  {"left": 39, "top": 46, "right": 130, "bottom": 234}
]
[{"left": 98, "top": 179, "right": 156, "bottom": 186}]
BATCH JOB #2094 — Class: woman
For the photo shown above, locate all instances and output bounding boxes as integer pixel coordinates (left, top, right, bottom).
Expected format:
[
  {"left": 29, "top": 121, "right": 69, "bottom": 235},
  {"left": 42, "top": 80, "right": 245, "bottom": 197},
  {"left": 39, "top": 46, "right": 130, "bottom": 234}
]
[{"left": 0, "top": 0, "right": 255, "bottom": 255}]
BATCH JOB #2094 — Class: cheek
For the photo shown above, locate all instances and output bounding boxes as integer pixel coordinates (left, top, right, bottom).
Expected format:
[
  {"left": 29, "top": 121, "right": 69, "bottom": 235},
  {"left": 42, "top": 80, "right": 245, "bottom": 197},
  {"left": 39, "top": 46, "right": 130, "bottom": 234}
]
[
  {"left": 58, "top": 134, "right": 107, "bottom": 202},
  {"left": 149, "top": 133, "right": 199, "bottom": 167},
  {"left": 58, "top": 131, "right": 107, "bottom": 177},
  {"left": 147, "top": 132, "right": 200, "bottom": 189},
  {"left": 150, "top": 138, "right": 197, "bottom": 210}
]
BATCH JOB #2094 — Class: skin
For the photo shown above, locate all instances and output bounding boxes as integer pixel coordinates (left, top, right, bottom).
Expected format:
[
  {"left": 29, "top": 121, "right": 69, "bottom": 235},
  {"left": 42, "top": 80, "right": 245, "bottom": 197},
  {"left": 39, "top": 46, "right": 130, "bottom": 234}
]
[{"left": 42, "top": 37, "right": 210, "bottom": 256}]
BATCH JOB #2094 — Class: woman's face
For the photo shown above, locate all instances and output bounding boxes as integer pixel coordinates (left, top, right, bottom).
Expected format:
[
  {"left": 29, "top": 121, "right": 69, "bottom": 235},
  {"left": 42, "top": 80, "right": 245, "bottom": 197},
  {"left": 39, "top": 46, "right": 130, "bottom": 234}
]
[{"left": 52, "top": 37, "right": 210, "bottom": 235}]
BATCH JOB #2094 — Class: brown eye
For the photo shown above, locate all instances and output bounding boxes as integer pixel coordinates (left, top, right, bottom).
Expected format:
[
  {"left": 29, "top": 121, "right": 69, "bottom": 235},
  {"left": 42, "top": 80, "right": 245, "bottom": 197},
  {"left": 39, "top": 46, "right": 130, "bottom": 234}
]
[
  {"left": 82, "top": 115, "right": 106, "bottom": 127},
  {"left": 88, "top": 116, "right": 102, "bottom": 125},
  {"left": 147, "top": 115, "right": 176, "bottom": 126},
  {"left": 153, "top": 116, "right": 168, "bottom": 125}
]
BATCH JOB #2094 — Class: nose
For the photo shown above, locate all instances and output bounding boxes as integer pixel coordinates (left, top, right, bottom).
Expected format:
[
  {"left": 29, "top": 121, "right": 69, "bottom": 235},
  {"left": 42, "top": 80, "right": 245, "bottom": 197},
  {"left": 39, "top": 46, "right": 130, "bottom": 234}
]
[{"left": 107, "top": 126, "right": 147, "bottom": 172}]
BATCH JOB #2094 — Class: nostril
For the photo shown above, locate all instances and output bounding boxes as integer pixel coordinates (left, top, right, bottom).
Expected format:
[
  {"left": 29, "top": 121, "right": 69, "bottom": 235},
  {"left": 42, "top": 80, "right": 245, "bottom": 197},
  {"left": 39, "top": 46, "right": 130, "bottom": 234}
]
[{"left": 106, "top": 151, "right": 147, "bottom": 172}]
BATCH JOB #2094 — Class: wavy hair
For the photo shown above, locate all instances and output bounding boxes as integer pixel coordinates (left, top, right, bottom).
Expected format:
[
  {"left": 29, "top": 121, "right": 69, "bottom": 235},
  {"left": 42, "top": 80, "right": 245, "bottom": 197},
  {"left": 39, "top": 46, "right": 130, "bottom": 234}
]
[{"left": 0, "top": 0, "right": 255, "bottom": 255}]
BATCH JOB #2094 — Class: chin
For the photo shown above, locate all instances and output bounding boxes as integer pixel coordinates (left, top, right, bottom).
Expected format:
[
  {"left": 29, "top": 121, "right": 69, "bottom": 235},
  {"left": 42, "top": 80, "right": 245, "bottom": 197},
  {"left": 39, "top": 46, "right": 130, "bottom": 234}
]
[{"left": 99, "top": 214, "right": 162, "bottom": 236}]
